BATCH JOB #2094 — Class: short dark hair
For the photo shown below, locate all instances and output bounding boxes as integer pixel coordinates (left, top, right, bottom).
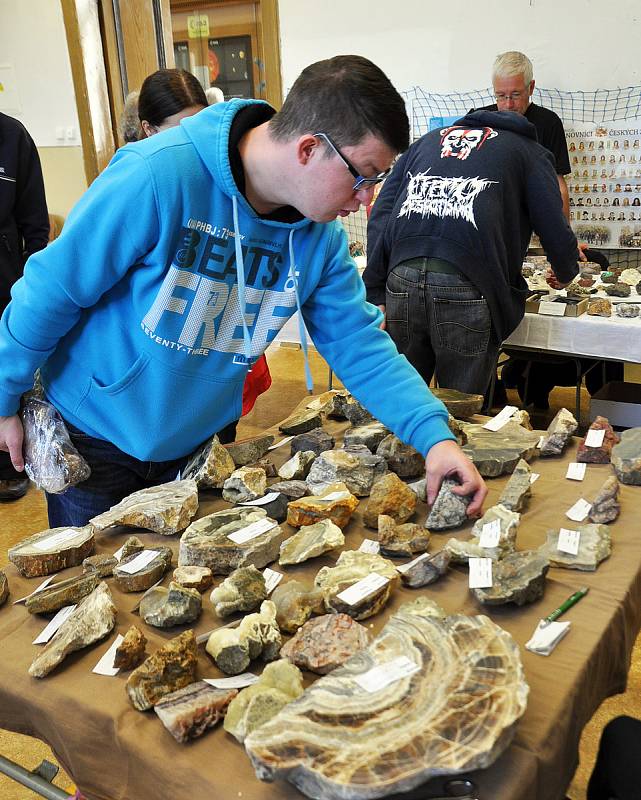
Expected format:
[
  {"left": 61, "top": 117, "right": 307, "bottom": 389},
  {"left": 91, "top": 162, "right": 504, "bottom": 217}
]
[
  {"left": 269, "top": 55, "right": 409, "bottom": 154},
  {"left": 138, "top": 69, "right": 207, "bottom": 128}
]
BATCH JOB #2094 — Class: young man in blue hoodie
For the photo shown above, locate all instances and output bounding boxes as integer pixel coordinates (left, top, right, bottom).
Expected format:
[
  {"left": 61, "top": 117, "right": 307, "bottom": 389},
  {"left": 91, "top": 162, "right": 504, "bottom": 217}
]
[{"left": 0, "top": 55, "right": 486, "bottom": 526}]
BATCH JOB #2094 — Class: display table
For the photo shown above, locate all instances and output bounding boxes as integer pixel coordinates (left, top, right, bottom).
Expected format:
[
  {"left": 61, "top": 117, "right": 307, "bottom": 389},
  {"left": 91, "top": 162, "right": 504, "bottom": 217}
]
[{"left": 1, "top": 413, "right": 640, "bottom": 800}]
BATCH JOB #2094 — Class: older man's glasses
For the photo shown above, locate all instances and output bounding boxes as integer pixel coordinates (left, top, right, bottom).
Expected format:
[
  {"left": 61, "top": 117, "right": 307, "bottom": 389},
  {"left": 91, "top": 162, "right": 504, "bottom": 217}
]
[
  {"left": 313, "top": 132, "right": 391, "bottom": 191},
  {"left": 495, "top": 92, "right": 524, "bottom": 102}
]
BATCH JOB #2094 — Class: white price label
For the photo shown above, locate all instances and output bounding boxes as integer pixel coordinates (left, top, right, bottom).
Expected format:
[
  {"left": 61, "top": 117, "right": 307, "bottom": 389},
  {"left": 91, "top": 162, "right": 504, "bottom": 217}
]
[
  {"left": 33, "top": 529, "right": 79, "bottom": 551},
  {"left": 539, "top": 300, "right": 567, "bottom": 316},
  {"left": 469, "top": 558, "right": 493, "bottom": 589},
  {"left": 530, "top": 473, "right": 540, "bottom": 484},
  {"left": 336, "top": 572, "right": 389, "bottom": 606},
  {"left": 354, "top": 656, "right": 420, "bottom": 693},
  {"left": 479, "top": 519, "right": 501, "bottom": 548},
  {"left": 204, "top": 673, "right": 260, "bottom": 689},
  {"left": 396, "top": 552, "right": 429, "bottom": 574},
  {"left": 566, "top": 462, "right": 587, "bottom": 481},
  {"left": 227, "top": 518, "right": 277, "bottom": 544},
  {"left": 263, "top": 567, "right": 283, "bottom": 594},
  {"left": 558, "top": 528, "right": 581, "bottom": 555},
  {"left": 358, "top": 539, "right": 380, "bottom": 554},
  {"left": 268, "top": 436, "right": 293, "bottom": 450},
  {"left": 113, "top": 545, "right": 125, "bottom": 562},
  {"left": 117, "top": 549, "right": 160, "bottom": 575},
  {"left": 585, "top": 428, "right": 606, "bottom": 448},
  {"left": 566, "top": 498, "right": 592, "bottom": 523},
  {"left": 537, "top": 436, "right": 545, "bottom": 449},
  {"left": 13, "top": 574, "right": 57, "bottom": 605},
  {"left": 484, "top": 406, "right": 518, "bottom": 432},
  {"left": 33, "top": 604, "right": 77, "bottom": 645},
  {"left": 92, "top": 634, "right": 125, "bottom": 676},
  {"left": 240, "top": 492, "right": 281, "bottom": 507},
  {"left": 525, "top": 619, "right": 571, "bottom": 656}
]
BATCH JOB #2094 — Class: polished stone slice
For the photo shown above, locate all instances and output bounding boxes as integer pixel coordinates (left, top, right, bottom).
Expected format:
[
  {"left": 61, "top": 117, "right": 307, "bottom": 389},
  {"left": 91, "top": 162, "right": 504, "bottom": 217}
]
[
  {"left": 589, "top": 476, "right": 620, "bottom": 524},
  {"left": 139, "top": 581, "right": 202, "bottom": 628},
  {"left": 541, "top": 524, "right": 611, "bottom": 570},
  {"left": 470, "top": 504, "right": 520, "bottom": 559},
  {"left": 210, "top": 565, "right": 267, "bottom": 618},
  {"left": 114, "top": 625, "right": 147, "bottom": 670},
  {"left": 431, "top": 387, "right": 484, "bottom": 418},
  {"left": 498, "top": 459, "right": 532, "bottom": 512},
  {"left": 271, "top": 580, "right": 325, "bottom": 633},
  {"left": 287, "top": 483, "right": 359, "bottom": 529},
  {"left": 113, "top": 547, "right": 172, "bottom": 593},
  {"left": 0, "top": 570, "right": 8, "bottom": 606},
  {"left": 121, "top": 536, "right": 145, "bottom": 560},
  {"left": 375, "top": 435, "right": 424, "bottom": 478},
  {"left": 307, "top": 449, "right": 387, "bottom": 497},
  {"left": 278, "top": 451, "right": 316, "bottom": 481},
  {"left": 398, "top": 550, "right": 450, "bottom": 588},
  {"left": 461, "top": 421, "right": 541, "bottom": 476},
  {"left": 206, "top": 600, "right": 282, "bottom": 675},
  {"left": 154, "top": 681, "right": 237, "bottom": 743},
  {"left": 225, "top": 659, "right": 304, "bottom": 744},
  {"left": 290, "top": 428, "right": 335, "bottom": 457},
  {"left": 612, "top": 427, "right": 641, "bottom": 485},
  {"left": 224, "top": 434, "right": 274, "bottom": 467},
  {"left": 8, "top": 525, "right": 95, "bottom": 578},
  {"left": 539, "top": 408, "right": 578, "bottom": 457},
  {"left": 29, "top": 583, "right": 117, "bottom": 678},
  {"left": 281, "top": 613, "right": 370, "bottom": 674},
  {"left": 172, "top": 565, "right": 213, "bottom": 592},
  {"left": 363, "top": 471, "right": 417, "bottom": 529},
  {"left": 126, "top": 630, "right": 198, "bottom": 711},
  {"left": 279, "top": 520, "right": 344, "bottom": 565},
  {"left": 343, "top": 422, "right": 390, "bottom": 452},
  {"left": 245, "top": 603, "right": 528, "bottom": 799},
  {"left": 378, "top": 515, "right": 430, "bottom": 558},
  {"left": 473, "top": 551, "right": 549, "bottom": 606},
  {"left": 182, "top": 434, "right": 236, "bottom": 488},
  {"left": 587, "top": 298, "right": 612, "bottom": 317},
  {"left": 26, "top": 572, "right": 99, "bottom": 615},
  {"left": 315, "top": 550, "right": 399, "bottom": 620},
  {"left": 279, "top": 408, "right": 323, "bottom": 435},
  {"left": 179, "top": 507, "right": 285, "bottom": 575},
  {"left": 615, "top": 303, "right": 640, "bottom": 318},
  {"left": 222, "top": 466, "right": 267, "bottom": 503},
  {"left": 577, "top": 416, "right": 620, "bottom": 464},
  {"left": 90, "top": 480, "right": 198, "bottom": 535},
  {"left": 270, "top": 480, "right": 309, "bottom": 499},
  {"left": 82, "top": 553, "right": 117, "bottom": 578},
  {"left": 425, "top": 478, "right": 472, "bottom": 531},
  {"left": 605, "top": 282, "right": 631, "bottom": 297}
]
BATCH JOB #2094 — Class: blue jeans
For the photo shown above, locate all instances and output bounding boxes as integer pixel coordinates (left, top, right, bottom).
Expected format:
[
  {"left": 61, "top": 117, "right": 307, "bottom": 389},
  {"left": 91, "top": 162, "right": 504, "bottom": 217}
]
[
  {"left": 385, "top": 259, "right": 500, "bottom": 395},
  {"left": 46, "top": 420, "right": 189, "bottom": 528}
]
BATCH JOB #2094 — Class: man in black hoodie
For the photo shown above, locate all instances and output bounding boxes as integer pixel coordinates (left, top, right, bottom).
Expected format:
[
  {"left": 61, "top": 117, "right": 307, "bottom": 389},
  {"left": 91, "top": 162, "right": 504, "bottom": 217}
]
[
  {"left": 363, "top": 110, "right": 578, "bottom": 395},
  {"left": 0, "top": 112, "right": 49, "bottom": 498}
]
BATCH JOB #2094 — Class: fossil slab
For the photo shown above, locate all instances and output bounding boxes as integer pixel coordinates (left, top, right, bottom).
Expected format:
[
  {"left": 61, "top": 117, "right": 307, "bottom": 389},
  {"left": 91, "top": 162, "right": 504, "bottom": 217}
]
[
  {"left": 378, "top": 515, "right": 429, "bottom": 559},
  {"left": 375, "top": 435, "right": 424, "bottom": 478},
  {"left": 498, "top": 459, "right": 532, "bottom": 512},
  {"left": 287, "top": 483, "right": 359, "bottom": 529},
  {"left": 206, "top": 600, "right": 281, "bottom": 674},
  {"left": 222, "top": 466, "right": 267, "bottom": 503},
  {"left": 279, "top": 408, "right": 323, "bottom": 435},
  {"left": 589, "top": 476, "right": 620, "bottom": 524},
  {"left": 577, "top": 416, "right": 619, "bottom": 464},
  {"left": 431, "top": 388, "right": 484, "bottom": 418},
  {"left": 139, "top": 581, "right": 202, "bottom": 628},
  {"left": 154, "top": 681, "right": 237, "bottom": 743},
  {"left": 473, "top": 551, "right": 549, "bottom": 606},
  {"left": 82, "top": 553, "right": 117, "bottom": 578},
  {"left": 279, "top": 519, "right": 344, "bottom": 565},
  {"left": 343, "top": 422, "right": 390, "bottom": 452},
  {"left": 612, "top": 427, "right": 641, "bottom": 485},
  {"left": 224, "top": 434, "right": 274, "bottom": 467},
  {"left": 281, "top": 613, "right": 370, "bottom": 674},
  {"left": 90, "top": 480, "right": 198, "bottom": 535},
  {"left": 245, "top": 602, "right": 528, "bottom": 799},
  {"left": 271, "top": 580, "right": 325, "bottom": 633},
  {"left": 210, "top": 565, "right": 267, "bottom": 618},
  {"left": 172, "top": 565, "right": 213, "bottom": 592},
  {"left": 425, "top": 478, "right": 472, "bottom": 531},
  {"left": 278, "top": 451, "right": 316, "bottom": 481},
  {"left": 181, "top": 434, "right": 235, "bottom": 487},
  {"left": 540, "top": 525, "right": 611, "bottom": 570},
  {"left": 29, "top": 583, "right": 117, "bottom": 678},
  {"left": 114, "top": 626, "right": 147, "bottom": 670},
  {"left": 306, "top": 449, "right": 387, "bottom": 497},
  {"left": 26, "top": 572, "right": 99, "bottom": 615},
  {"left": 113, "top": 547, "right": 172, "bottom": 593},
  {"left": 461, "top": 421, "right": 541, "bottom": 476},
  {"left": 398, "top": 550, "right": 450, "bottom": 588},
  {"left": 8, "top": 525, "right": 95, "bottom": 578},
  {"left": 291, "top": 428, "right": 335, "bottom": 457},
  {"left": 315, "top": 550, "right": 398, "bottom": 620},
  {"left": 363, "top": 472, "right": 417, "bottom": 529},
  {"left": 0, "top": 571, "right": 9, "bottom": 606},
  {"left": 539, "top": 408, "right": 578, "bottom": 457},
  {"left": 179, "top": 507, "right": 285, "bottom": 575},
  {"left": 270, "top": 480, "right": 309, "bottom": 499},
  {"left": 126, "top": 630, "right": 198, "bottom": 711}
]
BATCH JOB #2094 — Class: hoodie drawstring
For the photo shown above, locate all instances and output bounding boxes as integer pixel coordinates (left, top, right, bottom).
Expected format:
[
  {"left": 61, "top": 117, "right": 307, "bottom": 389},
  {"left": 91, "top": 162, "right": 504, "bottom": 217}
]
[{"left": 288, "top": 230, "right": 314, "bottom": 393}]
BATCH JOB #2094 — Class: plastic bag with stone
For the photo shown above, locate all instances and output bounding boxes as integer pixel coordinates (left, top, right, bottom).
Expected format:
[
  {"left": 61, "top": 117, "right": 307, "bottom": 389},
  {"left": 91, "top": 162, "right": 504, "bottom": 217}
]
[{"left": 21, "top": 397, "right": 91, "bottom": 493}]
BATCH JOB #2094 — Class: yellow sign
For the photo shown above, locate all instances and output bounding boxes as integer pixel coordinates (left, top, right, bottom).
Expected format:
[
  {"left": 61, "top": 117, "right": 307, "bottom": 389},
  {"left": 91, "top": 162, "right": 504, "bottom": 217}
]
[{"left": 187, "top": 13, "right": 209, "bottom": 39}]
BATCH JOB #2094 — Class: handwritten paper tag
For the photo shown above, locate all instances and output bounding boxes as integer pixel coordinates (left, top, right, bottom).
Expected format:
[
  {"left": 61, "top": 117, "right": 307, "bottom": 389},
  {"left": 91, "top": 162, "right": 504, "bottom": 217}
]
[
  {"left": 33, "top": 529, "right": 79, "bottom": 551},
  {"left": 566, "top": 462, "right": 587, "bottom": 481},
  {"left": 469, "top": 558, "right": 493, "bottom": 589},
  {"left": 204, "top": 673, "right": 260, "bottom": 689},
  {"left": 240, "top": 492, "right": 281, "bottom": 507},
  {"left": 354, "top": 656, "right": 420, "bottom": 693},
  {"left": 566, "top": 498, "right": 592, "bottom": 523},
  {"left": 263, "top": 567, "right": 283, "bottom": 595},
  {"left": 585, "top": 428, "right": 606, "bottom": 448},
  {"left": 396, "top": 552, "right": 429, "bottom": 574},
  {"left": 337, "top": 573, "right": 389, "bottom": 606},
  {"left": 117, "top": 549, "right": 160, "bottom": 574},
  {"left": 359, "top": 539, "right": 380, "bottom": 554},
  {"left": 13, "top": 574, "right": 57, "bottom": 605},
  {"left": 558, "top": 528, "right": 581, "bottom": 555},
  {"left": 33, "top": 605, "right": 77, "bottom": 645},
  {"left": 530, "top": 473, "right": 540, "bottom": 484},
  {"left": 479, "top": 519, "right": 501, "bottom": 548},
  {"left": 539, "top": 300, "right": 567, "bottom": 316},
  {"left": 92, "top": 634, "right": 124, "bottom": 676},
  {"left": 484, "top": 406, "right": 518, "bottom": 432},
  {"left": 268, "top": 436, "right": 293, "bottom": 451},
  {"left": 227, "top": 518, "right": 278, "bottom": 544}
]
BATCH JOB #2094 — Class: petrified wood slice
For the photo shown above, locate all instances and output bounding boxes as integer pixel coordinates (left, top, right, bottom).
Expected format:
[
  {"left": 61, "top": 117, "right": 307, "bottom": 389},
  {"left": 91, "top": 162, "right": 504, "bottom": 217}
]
[
  {"left": 461, "top": 421, "right": 541, "bottom": 477},
  {"left": 245, "top": 603, "right": 528, "bottom": 799},
  {"left": 315, "top": 550, "right": 398, "bottom": 621},
  {"left": 82, "top": 553, "right": 117, "bottom": 578},
  {"left": 126, "top": 630, "right": 198, "bottom": 711},
  {"left": 113, "top": 547, "right": 172, "bottom": 593},
  {"left": 8, "top": 525, "right": 95, "bottom": 578},
  {"left": 182, "top": 434, "right": 235, "bottom": 487},
  {"left": 431, "top": 388, "right": 484, "bottom": 418},
  {"left": 26, "top": 572, "right": 99, "bottom": 615},
  {"left": 90, "top": 480, "right": 198, "bottom": 535},
  {"left": 154, "top": 681, "right": 237, "bottom": 743}
]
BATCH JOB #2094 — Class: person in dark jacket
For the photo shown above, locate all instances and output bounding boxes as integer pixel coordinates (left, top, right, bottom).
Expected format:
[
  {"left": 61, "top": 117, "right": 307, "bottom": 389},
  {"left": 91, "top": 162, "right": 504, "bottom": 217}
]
[
  {"left": 363, "top": 110, "right": 578, "bottom": 395},
  {"left": 0, "top": 112, "right": 48, "bottom": 499}
]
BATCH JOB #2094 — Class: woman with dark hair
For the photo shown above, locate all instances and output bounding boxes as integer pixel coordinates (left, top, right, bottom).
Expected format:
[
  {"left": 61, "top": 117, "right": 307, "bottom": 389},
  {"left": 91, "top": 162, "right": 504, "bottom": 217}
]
[{"left": 138, "top": 68, "right": 208, "bottom": 137}]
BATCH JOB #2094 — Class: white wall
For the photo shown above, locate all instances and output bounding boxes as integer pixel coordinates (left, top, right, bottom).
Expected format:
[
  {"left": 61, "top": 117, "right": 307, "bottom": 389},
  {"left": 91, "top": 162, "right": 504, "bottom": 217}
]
[{"left": 278, "top": 0, "right": 641, "bottom": 94}]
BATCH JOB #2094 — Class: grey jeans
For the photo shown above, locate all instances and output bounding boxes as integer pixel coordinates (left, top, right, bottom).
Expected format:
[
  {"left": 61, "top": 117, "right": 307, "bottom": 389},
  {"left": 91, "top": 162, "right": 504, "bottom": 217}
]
[{"left": 385, "top": 258, "right": 500, "bottom": 395}]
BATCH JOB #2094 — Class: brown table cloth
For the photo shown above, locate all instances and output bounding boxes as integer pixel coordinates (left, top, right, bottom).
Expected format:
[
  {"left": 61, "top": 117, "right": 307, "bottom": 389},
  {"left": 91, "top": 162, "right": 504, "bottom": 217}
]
[{"left": 1, "top": 413, "right": 640, "bottom": 800}]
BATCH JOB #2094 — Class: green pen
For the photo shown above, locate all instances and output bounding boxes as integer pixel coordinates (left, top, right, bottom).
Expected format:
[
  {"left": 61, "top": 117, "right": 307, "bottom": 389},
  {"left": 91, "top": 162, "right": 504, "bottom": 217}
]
[{"left": 541, "top": 586, "right": 589, "bottom": 627}]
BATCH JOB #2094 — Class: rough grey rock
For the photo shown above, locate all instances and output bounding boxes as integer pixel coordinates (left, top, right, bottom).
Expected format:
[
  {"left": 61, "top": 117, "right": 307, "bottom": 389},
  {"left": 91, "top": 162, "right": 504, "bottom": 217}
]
[
  {"left": 243, "top": 492, "right": 288, "bottom": 523},
  {"left": 269, "top": 480, "right": 309, "bottom": 500},
  {"left": 540, "top": 525, "right": 611, "bottom": 571},
  {"left": 473, "top": 551, "right": 549, "bottom": 606},
  {"left": 277, "top": 451, "right": 316, "bottom": 481},
  {"left": 398, "top": 550, "right": 450, "bottom": 588},
  {"left": 589, "top": 476, "right": 620, "bottom": 524},
  {"left": 612, "top": 427, "right": 641, "bottom": 485},
  {"left": 210, "top": 565, "right": 267, "bottom": 618},
  {"left": 279, "top": 408, "right": 323, "bottom": 435},
  {"left": 376, "top": 435, "right": 425, "bottom": 478},
  {"left": 615, "top": 303, "right": 640, "bottom": 318},
  {"left": 425, "top": 478, "right": 472, "bottom": 531},
  {"left": 139, "top": 581, "right": 202, "bottom": 628},
  {"left": 222, "top": 466, "right": 267, "bottom": 503},
  {"left": 343, "top": 422, "right": 391, "bottom": 452},
  {"left": 539, "top": 408, "right": 579, "bottom": 457},
  {"left": 182, "top": 434, "right": 235, "bottom": 487},
  {"left": 290, "top": 428, "right": 335, "bottom": 457},
  {"left": 498, "top": 459, "right": 532, "bottom": 512},
  {"left": 224, "top": 434, "right": 274, "bottom": 467},
  {"left": 605, "top": 282, "right": 631, "bottom": 297},
  {"left": 279, "top": 519, "right": 344, "bottom": 565},
  {"left": 461, "top": 421, "right": 541, "bottom": 476},
  {"left": 306, "top": 449, "right": 387, "bottom": 497},
  {"left": 341, "top": 397, "right": 375, "bottom": 426}
]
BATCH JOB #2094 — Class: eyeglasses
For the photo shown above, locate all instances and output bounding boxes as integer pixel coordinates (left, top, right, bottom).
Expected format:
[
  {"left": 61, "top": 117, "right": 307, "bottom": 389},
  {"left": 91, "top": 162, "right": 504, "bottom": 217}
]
[
  {"left": 313, "top": 131, "right": 391, "bottom": 191},
  {"left": 494, "top": 91, "right": 524, "bottom": 102}
]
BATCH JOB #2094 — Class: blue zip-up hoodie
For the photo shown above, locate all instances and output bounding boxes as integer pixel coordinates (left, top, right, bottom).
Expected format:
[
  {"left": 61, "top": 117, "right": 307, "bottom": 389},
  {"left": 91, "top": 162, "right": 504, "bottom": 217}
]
[{"left": 0, "top": 99, "right": 454, "bottom": 461}]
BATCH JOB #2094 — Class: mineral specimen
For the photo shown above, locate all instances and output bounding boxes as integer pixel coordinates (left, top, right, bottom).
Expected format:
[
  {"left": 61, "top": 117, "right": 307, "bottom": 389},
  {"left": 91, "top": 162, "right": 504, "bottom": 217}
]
[
  {"left": 287, "top": 483, "right": 359, "bottom": 529},
  {"left": 90, "top": 480, "right": 198, "bottom": 535},
  {"left": 539, "top": 408, "right": 578, "bottom": 457},
  {"left": 249, "top": 457, "right": 277, "bottom": 478},
  {"left": 619, "top": 267, "right": 641, "bottom": 286},
  {"left": 206, "top": 600, "right": 281, "bottom": 674},
  {"left": 281, "top": 613, "right": 370, "bottom": 674},
  {"left": 172, "top": 565, "right": 213, "bottom": 592},
  {"left": 0, "top": 571, "right": 8, "bottom": 606},
  {"left": 245, "top": 603, "right": 528, "bottom": 799},
  {"left": 114, "top": 626, "right": 147, "bottom": 670},
  {"left": 29, "top": 583, "right": 117, "bottom": 678},
  {"left": 315, "top": 550, "right": 398, "bottom": 620},
  {"left": 290, "top": 428, "right": 335, "bottom": 456},
  {"left": 576, "top": 416, "right": 619, "bottom": 464},
  {"left": 469, "top": 504, "right": 520, "bottom": 559},
  {"left": 612, "top": 427, "right": 641, "bottom": 485},
  {"left": 589, "top": 476, "right": 620, "bottom": 524},
  {"left": 377, "top": 515, "right": 430, "bottom": 558},
  {"left": 126, "top": 630, "right": 198, "bottom": 711},
  {"left": 306, "top": 390, "right": 349, "bottom": 415},
  {"left": 498, "top": 458, "right": 532, "bottom": 512},
  {"left": 444, "top": 538, "right": 486, "bottom": 564},
  {"left": 362, "top": 471, "right": 417, "bottom": 529},
  {"left": 210, "top": 565, "right": 267, "bottom": 618},
  {"left": 600, "top": 271, "right": 617, "bottom": 283},
  {"left": 26, "top": 572, "right": 99, "bottom": 615},
  {"left": 113, "top": 547, "right": 173, "bottom": 593},
  {"left": 279, "top": 408, "right": 323, "bottom": 435},
  {"left": 615, "top": 303, "right": 640, "bottom": 318},
  {"left": 343, "top": 422, "right": 390, "bottom": 452},
  {"left": 224, "top": 434, "right": 274, "bottom": 467},
  {"left": 375, "top": 435, "right": 424, "bottom": 478},
  {"left": 540, "top": 525, "right": 611, "bottom": 570},
  {"left": 472, "top": 551, "right": 549, "bottom": 606},
  {"left": 224, "top": 659, "right": 304, "bottom": 743},
  {"left": 8, "top": 525, "right": 95, "bottom": 578},
  {"left": 461, "top": 421, "right": 541, "bottom": 476},
  {"left": 277, "top": 450, "right": 316, "bottom": 481},
  {"left": 82, "top": 553, "right": 117, "bottom": 578},
  {"left": 431, "top": 388, "right": 484, "bottom": 418},
  {"left": 271, "top": 580, "right": 325, "bottom": 633},
  {"left": 397, "top": 550, "right": 450, "bottom": 588},
  {"left": 181, "top": 434, "right": 235, "bottom": 487},
  {"left": 605, "top": 282, "right": 631, "bottom": 297},
  {"left": 269, "top": 480, "right": 309, "bottom": 499},
  {"left": 222, "top": 466, "right": 267, "bottom": 503},
  {"left": 279, "top": 519, "right": 344, "bottom": 565},
  {"left": 407, "top": 478, "right": 427, "bottom": 502},
  {"left": 511, "top": 409, "right": 533, "bottom": 430},
  {"left": 425, "top": 478, "right": 472, "bottom": 531},
  {"left": 120, "top": 536, "right": 145, "bottom": 560},
  {"left": 154, "top": 681, "right": 237, "bottom": 742},
  {"left": 306, "top": 449, "right": 387, "bottom": 497},
  {"left": 340, "top": 397, "right": 375, "bottom": 426},
  {"left": 587, "top": 298, "right": 612, "bottom": 317},
  {"left": 139, "top": 581, "right": 202, "bottom": 628}
]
